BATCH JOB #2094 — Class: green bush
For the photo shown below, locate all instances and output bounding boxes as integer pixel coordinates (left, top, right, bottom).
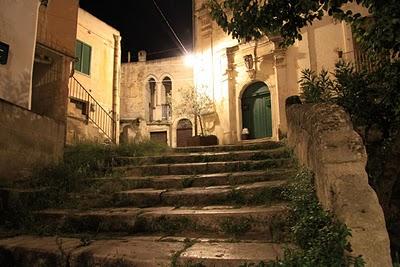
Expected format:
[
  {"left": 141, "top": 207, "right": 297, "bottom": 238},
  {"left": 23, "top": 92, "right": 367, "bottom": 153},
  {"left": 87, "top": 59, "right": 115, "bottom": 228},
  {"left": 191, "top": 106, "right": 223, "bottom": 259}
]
[
  {"left": 300, "top": 69, "right": 336, "bottom": 103},
  {"left": 267, "top": 170, "right": 365, "bottom": 267}
]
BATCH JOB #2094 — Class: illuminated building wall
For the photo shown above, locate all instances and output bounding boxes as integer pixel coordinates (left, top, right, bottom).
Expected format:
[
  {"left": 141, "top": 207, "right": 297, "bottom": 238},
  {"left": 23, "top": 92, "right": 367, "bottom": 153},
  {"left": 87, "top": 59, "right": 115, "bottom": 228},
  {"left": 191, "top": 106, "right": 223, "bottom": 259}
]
[{"left": 193, "top": 0, "right": 364, "bottom": 144}]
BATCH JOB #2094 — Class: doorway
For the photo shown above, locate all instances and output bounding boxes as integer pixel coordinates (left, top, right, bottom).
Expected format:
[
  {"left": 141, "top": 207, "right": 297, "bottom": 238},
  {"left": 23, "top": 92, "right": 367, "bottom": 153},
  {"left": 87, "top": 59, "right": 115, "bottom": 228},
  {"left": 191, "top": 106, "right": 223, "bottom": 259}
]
[
  {"left": 241, "top": 82, "right": 272, "bottom": 139},
  {"left": 150, "top": 131, "right": 167, "bottom": 144},
  {"left": 176, "top": 119, "right": 193, "bottom": 147}
]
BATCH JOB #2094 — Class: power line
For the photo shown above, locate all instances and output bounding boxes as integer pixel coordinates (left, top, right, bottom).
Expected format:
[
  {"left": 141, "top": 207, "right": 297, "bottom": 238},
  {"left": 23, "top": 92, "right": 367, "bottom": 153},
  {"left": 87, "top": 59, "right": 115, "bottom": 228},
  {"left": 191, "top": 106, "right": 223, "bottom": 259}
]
[{"left": 152, "top": 0, "right": 188, "bottom": 55}]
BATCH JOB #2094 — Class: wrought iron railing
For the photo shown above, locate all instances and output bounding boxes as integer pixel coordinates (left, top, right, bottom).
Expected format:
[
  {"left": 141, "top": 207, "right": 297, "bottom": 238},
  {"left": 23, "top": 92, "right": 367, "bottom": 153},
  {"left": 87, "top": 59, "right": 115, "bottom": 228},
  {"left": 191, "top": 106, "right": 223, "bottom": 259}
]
[
  {"left": 162, "top": 104, "right": 171, "bottom": 120},
  {"left": 68, "top": 77, "right": 115, "bottom": 142}
]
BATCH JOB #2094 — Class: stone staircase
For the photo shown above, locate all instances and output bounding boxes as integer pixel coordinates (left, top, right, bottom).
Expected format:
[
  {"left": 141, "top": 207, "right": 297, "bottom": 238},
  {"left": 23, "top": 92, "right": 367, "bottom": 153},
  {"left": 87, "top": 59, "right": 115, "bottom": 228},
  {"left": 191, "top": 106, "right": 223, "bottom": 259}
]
[{"left": 0, "top": 141, "right": 297, "bottom": 266}]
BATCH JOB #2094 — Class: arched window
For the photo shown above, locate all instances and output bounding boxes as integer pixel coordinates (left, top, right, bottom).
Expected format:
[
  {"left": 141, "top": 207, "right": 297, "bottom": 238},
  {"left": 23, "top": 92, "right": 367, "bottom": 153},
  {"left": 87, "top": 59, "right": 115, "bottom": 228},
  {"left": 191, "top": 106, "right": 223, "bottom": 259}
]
[
  {"left": 162, "top": 77, "right": 172, "bottom": 120},
  {"left": 148, "top": 78, "right": 156, "bottom": 121},
  {"left": 162, "top": 77, "right": 172, "bottom": 103}
]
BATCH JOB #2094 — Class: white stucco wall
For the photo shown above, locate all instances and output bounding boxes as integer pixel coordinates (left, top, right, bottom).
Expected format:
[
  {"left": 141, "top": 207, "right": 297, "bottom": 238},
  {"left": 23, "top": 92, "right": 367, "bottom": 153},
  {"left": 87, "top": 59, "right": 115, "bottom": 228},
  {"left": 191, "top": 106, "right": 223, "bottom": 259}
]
[{"left": 0, "top": 0, "right": 40, "bottom": 109}]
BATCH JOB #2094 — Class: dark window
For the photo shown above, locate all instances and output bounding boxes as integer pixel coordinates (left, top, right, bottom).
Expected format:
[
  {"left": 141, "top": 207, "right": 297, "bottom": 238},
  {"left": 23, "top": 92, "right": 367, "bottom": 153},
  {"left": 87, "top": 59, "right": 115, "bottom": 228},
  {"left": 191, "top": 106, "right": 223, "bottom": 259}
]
[
  {"left": 70, "top": 98, "right": 88, "bottom": 116},
  {"left": 75, "top": 40, "right": 91, "bottom": 75}
]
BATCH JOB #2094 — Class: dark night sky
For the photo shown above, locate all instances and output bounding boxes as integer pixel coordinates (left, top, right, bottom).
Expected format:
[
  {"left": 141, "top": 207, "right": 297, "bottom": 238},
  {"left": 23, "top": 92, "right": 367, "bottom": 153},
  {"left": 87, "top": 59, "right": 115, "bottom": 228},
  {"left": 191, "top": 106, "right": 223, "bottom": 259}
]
[{"left": 79, "top": 0, "right": 193, "bottom": 62}]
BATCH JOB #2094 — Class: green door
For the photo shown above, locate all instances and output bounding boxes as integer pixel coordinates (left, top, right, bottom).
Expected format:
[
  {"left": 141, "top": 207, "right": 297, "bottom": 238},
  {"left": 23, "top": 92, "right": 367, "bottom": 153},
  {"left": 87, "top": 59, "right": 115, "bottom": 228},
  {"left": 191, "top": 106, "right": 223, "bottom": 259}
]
[{"left": 242, "top": 82, "right": 272, "bottom": 139}]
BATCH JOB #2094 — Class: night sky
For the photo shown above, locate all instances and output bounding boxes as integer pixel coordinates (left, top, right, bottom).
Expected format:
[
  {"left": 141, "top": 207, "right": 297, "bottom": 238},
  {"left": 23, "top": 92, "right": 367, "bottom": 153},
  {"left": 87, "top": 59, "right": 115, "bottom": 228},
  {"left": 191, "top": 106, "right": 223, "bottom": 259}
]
[{"left": 79, "top": 0, "right": 193, "bottom": 62}]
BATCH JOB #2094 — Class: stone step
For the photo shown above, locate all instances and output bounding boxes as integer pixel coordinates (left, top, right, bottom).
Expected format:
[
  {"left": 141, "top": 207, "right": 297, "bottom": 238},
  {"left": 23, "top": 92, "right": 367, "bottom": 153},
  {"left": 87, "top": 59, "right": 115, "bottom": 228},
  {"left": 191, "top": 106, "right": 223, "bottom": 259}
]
[
  {"left": 114, "top": 147, "right": 290, "bottom": 166},
  {"left": 35, "top": 204, "right": 289, "bottom": 240},
  {"left": 89, "top": 169, "right": 297, "bottom": 190},
  {"left": 173, "top": 140, "right": 283, "bottom": 153},
  {"left": 0, "top": 187, "right": 50, "bottom": 211},
  {"left": 114, "top": 158, "right": 294, "bottom": 177},
  {"left": 114, "top": 180, "right": 287, "bottom": 207},
  {"left": 0, "top": 235, "right": 286, "bottom": 267}
]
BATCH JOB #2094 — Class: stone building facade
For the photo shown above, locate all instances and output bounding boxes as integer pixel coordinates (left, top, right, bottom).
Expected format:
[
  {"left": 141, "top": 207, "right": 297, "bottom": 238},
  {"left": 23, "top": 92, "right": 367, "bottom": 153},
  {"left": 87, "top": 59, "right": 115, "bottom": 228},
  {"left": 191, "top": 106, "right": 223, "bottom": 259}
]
[
  {"left": 192, "top": 0, "right": 367, "bottom": 145},
  {"left": 0, "top": 0, "right": 79, "bottom": 180},
  {"left": 0, "top": 0, "right": 40, "bottom": 109},
  {"left": 120, "top": 53, "right": 194, "bottom": 147},
  {"left": 66, "top": 8, "right": 121, "bottom": 144}
]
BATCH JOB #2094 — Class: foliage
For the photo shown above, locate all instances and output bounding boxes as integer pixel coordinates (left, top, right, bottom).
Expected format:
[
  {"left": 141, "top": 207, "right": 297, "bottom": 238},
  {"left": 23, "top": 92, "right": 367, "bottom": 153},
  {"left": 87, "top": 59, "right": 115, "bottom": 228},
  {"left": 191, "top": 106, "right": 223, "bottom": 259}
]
[
  {"left": 299, "top": 60, "right": 400, "bottom": 260},
  {"left": 299, "top": 61, "right": 400, "bottom": 141},
  {"left": 266, "top": 170, "right": 365, "bottom": 267},
  {"left": 0, "top": 141, "right": 169, "bottom": 231},
  {"left": 207, "top": 0, "right": 400, "bottom": 56},
  {"left": 171, "top": 87, "right": 215, "bottom": 136},
  {"left": 29, "top": 141, "right": 168, "bottom": 193},
  {"left": 300, "top": 69, "right": 336, "bottom": 103}
]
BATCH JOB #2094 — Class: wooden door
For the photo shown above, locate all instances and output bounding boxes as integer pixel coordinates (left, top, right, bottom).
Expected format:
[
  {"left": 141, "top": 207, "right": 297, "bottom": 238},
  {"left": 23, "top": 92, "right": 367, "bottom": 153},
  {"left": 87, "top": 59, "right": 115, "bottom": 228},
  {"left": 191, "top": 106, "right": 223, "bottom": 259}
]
[
  {"left": 150, "top": 131, "right": 167, "bottom": 144},
  {"left": 176, "top": 119, "right": 193, "bottom": 147},
  {"left": 242, "top": 82, "right": 272, "bottom": 139}
]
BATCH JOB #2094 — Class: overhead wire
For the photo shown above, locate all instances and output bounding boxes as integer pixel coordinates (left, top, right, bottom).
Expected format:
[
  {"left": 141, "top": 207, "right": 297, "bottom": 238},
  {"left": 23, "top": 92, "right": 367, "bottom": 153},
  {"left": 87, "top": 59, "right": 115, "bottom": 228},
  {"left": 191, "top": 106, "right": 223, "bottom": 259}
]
[{"left": 151, "top": 0, "right": 189, "bottom": 55}]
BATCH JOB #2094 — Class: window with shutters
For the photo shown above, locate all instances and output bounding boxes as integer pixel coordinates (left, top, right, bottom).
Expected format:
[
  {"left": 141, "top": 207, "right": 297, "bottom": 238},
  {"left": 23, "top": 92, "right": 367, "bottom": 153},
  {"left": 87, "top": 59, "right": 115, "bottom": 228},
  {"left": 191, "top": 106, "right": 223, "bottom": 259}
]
[{"left": 74, "top": 40, "right": 92, "bottom": 75}]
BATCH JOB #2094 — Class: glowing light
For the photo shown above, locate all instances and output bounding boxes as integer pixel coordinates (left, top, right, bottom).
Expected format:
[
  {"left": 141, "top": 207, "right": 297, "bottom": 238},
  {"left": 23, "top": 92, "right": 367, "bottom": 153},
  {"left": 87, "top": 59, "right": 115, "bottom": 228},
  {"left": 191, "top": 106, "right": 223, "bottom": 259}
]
[{"left": 184, "top": 54, "right": 195, "bottom": 67}]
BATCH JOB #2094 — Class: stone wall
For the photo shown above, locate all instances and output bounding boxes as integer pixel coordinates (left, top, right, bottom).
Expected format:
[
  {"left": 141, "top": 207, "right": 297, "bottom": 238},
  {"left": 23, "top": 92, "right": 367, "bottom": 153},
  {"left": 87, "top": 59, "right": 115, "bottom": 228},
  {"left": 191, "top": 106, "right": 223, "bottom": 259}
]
[
  {"left": 0, "top": 99, "right": 65, "bottom": 182},
  {"left": 120, "top": 56, "right": 194, "bottom": 147},
  {"left": 285, "top": 99, "right": 392, "bottom": 266}
]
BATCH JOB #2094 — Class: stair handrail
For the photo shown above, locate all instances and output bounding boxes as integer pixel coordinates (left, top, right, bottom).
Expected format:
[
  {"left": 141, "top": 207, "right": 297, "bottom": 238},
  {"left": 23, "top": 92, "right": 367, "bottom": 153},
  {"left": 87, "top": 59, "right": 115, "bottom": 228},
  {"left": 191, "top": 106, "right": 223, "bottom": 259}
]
[{"left": 68, "top": 76, "right": 116, "bottom": 143}]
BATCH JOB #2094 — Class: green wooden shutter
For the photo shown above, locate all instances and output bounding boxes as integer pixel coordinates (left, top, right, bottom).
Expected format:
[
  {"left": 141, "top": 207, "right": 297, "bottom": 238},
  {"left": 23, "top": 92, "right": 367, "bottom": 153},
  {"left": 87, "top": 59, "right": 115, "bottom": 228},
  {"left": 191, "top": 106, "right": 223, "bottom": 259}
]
[{"left": 81, "top": 43, "right": 91, "bottom": 75}]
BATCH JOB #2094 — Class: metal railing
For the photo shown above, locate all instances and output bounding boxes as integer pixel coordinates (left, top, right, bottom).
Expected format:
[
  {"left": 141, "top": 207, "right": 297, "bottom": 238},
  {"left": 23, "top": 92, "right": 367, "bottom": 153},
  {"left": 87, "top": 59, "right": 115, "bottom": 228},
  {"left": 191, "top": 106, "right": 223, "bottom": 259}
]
[
  {"left": 68, "top": 77, "right": 115, "bottom": 143},
  {"left": 162, "top": 104, "right": 171, "bottom": 120}
]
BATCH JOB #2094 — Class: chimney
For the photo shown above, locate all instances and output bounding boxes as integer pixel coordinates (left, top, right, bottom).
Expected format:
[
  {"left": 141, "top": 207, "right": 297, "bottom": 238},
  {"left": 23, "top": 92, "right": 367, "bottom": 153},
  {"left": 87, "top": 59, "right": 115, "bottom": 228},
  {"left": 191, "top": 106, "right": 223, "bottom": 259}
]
[{"left": 138, "top": 50, "right": 147, "bottom": 62}]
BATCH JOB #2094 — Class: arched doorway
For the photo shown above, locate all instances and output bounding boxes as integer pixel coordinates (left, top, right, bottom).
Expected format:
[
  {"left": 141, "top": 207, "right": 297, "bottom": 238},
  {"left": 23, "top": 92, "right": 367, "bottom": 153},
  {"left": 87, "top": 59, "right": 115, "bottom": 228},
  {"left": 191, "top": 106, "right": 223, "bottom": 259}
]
[
  {"left": 241, "top": 82, "right": 272, "bottom": 139},
  {"left": 176, "top": 119, "right": 193, "bottom": 147}
]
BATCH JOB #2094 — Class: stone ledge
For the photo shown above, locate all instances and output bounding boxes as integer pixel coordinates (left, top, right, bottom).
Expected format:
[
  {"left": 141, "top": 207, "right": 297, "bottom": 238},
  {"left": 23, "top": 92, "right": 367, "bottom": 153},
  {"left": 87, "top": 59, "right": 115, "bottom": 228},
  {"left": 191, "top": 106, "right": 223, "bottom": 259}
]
[{"left": 285, "top": 100, "right": 392, "bottom": 266}]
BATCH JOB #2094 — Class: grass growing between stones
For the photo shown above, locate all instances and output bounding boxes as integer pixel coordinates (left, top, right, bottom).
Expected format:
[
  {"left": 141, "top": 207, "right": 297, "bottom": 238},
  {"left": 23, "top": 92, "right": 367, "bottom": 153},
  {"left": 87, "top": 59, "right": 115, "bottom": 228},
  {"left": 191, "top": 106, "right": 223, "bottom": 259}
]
[
  {"left": 260, "top": 170, "right": 366, "bottom": 267},
  {"left": 0, "top": 141, "right": 169, "bottom": 234},
  {"left": 220, "top": 217, "right": 253, "bottom": 237},
  {"left": 226, "top": 186, "right": 285, "bottom": 206}
]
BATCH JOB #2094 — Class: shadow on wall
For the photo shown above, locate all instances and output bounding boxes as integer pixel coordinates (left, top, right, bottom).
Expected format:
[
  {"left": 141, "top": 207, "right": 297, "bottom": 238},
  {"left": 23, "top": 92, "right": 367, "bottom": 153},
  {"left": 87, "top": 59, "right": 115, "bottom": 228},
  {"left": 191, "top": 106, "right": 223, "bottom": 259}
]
[
  {"left": 31, "top": 51, "right": 65, "bottom": 120},
  {"left": 0, "top": 71, "right": 31, "bottom": 109}
]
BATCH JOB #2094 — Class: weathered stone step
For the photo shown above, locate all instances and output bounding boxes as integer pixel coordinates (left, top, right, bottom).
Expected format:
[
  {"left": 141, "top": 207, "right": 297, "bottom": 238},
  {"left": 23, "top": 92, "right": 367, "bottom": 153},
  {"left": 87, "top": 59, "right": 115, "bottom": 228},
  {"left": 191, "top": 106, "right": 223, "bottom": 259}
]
[
  {"left": 0, "top": 187, "right": 50, "bottom": 210},
  {"left": 35, "top": 205, "right": 288, "bottom": 240},
  {"left": 115, "top": 158, "right": 294, "bottom": 177},
  {"left": 173, "top": 140, "right": 283, "bottom": 153},
  {"left": 0, "top": 235, "right": 285, "bottom": 267},
  {"left": 90, "top": 169, "right": 297, "bottom": 190},
  {"left": 114, "top": 147, "right": 290, "bottom": 166},
  {"left": 114, "top": 180, "right": 287, "bottom": 207}
]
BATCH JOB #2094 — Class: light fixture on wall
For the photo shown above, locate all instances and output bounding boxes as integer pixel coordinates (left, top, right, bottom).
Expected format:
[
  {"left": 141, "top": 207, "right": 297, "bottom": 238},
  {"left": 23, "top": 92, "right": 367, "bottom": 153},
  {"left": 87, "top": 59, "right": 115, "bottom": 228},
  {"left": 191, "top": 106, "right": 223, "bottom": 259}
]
[
  {"left": 244, "top": 54, "right": 256, "bottom": 80},
  {"left": 244, "top": 54, "right": 254, "bottom": 70},
  {"left": 336, "top": 48, "right": 344, "bottom": 59}
]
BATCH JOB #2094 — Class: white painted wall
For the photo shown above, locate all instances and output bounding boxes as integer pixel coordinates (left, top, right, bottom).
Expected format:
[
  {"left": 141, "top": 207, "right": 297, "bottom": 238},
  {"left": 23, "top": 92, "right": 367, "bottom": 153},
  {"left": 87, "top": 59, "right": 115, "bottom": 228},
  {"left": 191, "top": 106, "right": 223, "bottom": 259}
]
[{"left": 0, "top": 0, "right": 40, "bottom": 109}]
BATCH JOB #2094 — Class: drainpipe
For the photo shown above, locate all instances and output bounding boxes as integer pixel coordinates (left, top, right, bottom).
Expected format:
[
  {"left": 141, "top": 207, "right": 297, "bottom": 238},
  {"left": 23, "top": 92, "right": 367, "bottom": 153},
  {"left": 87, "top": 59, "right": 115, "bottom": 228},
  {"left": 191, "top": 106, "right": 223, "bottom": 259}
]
[{"left": 113, "top": 34, "right": 121, "bottom": 144}]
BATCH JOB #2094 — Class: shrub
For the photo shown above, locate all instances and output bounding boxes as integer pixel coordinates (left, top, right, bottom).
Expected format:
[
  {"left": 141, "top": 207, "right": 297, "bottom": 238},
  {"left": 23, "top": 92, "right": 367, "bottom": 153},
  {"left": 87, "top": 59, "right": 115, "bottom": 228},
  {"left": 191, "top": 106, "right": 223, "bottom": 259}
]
[{"left": 267, "top": 170, "right": 365, "bottom": 267}]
